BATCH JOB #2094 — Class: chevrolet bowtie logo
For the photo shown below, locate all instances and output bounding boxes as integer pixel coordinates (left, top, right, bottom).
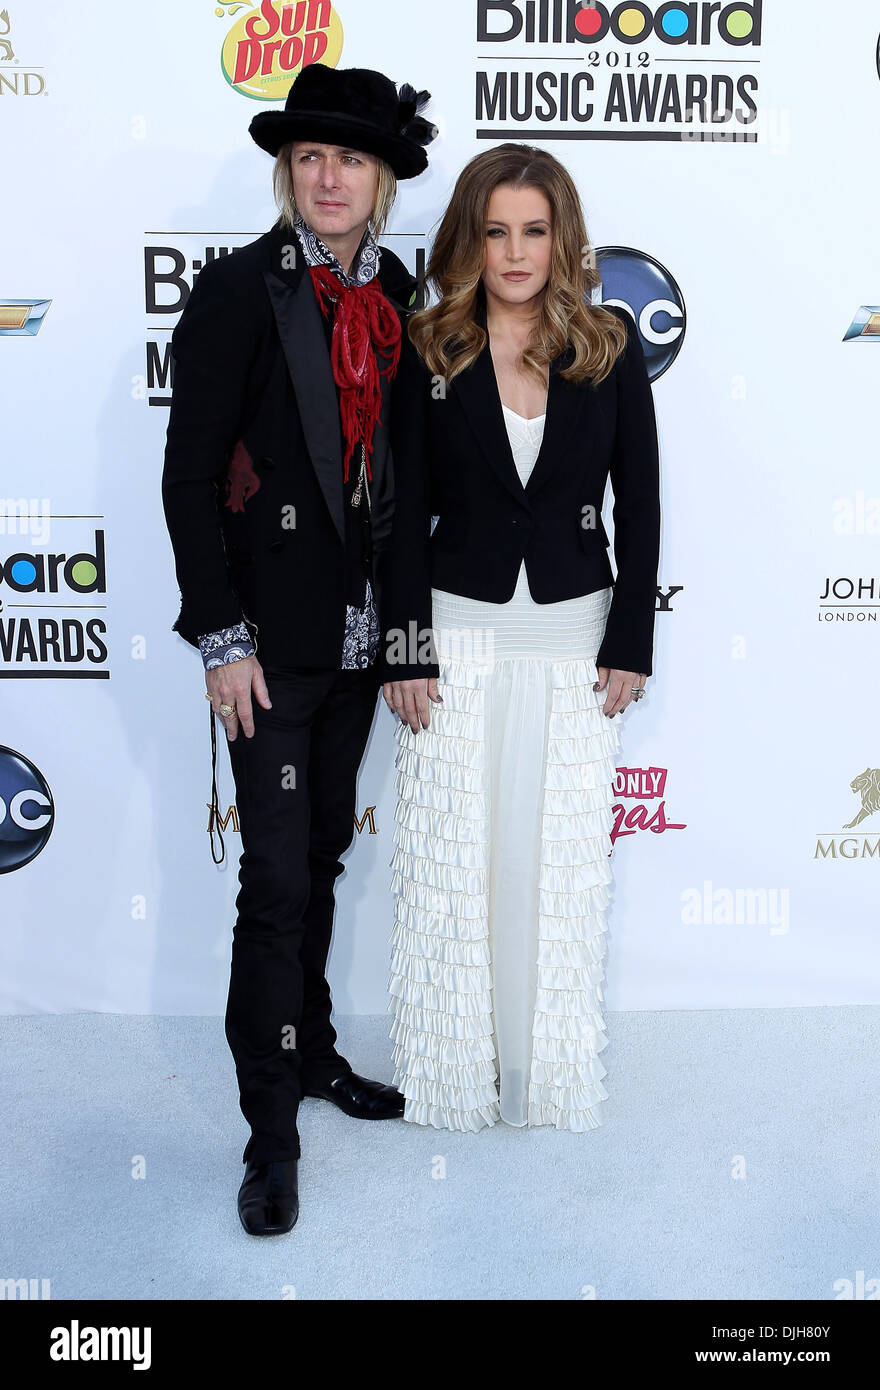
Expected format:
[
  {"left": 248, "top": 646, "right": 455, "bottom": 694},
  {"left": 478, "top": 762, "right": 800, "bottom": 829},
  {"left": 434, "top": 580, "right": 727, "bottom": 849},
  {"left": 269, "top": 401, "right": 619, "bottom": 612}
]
[
  {"left": 843, "top": 307, "right": 880, "bottom": 342},
  {"left": 0, "top": 300, "right": 52, "bottom": 336}
]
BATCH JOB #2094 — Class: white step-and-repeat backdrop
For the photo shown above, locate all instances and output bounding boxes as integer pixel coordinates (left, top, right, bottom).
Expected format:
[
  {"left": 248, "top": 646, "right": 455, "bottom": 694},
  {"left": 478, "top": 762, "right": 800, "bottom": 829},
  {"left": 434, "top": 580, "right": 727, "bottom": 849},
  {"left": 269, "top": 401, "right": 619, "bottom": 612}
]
[{"left": 1, "top": 0, "right": 878, "bottom": 1015}]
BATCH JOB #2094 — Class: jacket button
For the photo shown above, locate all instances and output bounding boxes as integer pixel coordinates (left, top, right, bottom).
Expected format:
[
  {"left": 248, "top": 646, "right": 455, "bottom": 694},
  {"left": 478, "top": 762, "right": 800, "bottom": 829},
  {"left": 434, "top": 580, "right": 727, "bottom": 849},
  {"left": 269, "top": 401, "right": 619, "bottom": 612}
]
[
  {"left": 268, "top": 540, "right": 285, "bottom": 553},
  {"left": 260, "top": 455, "right": 276, "bottom": 470}
]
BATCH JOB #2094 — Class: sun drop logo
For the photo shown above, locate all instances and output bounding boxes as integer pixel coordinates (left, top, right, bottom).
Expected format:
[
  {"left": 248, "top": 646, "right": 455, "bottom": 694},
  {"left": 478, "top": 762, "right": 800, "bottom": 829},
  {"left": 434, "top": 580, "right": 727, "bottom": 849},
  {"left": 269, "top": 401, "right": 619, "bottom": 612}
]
[{"left": 217, "top": 0, "right": 344, "bottom": 102}]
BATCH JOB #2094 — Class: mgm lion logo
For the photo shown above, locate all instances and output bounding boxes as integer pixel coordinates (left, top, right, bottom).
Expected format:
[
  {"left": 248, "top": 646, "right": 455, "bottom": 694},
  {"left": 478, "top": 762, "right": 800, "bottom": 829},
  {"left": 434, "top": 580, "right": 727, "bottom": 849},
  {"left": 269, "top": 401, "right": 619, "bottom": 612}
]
[
  {"left": 0, "top": 11, "right": 14, "bottom": 63},
  {"left": 843, "top": 768, "right": 880, "bottom": 829}
]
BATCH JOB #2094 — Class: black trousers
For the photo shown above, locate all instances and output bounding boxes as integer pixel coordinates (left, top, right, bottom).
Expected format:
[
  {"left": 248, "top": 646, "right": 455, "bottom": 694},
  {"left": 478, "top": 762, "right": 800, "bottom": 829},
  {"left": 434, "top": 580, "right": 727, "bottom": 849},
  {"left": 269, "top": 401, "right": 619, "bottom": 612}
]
[{"left": 224, "top": 664, "right": 381, "bottom": 1164}]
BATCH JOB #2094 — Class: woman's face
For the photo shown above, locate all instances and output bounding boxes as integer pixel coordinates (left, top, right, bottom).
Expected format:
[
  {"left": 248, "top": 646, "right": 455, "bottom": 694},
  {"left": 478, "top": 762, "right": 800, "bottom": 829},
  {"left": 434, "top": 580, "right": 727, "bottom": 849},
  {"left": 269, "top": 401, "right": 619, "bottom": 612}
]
[{"left": 482, "top": 183, "right": 553, "bottom": 309}]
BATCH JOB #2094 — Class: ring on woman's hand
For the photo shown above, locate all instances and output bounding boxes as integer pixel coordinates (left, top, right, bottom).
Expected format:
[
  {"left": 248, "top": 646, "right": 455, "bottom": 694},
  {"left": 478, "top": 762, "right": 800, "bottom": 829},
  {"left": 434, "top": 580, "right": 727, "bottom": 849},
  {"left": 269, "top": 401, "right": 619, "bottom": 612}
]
[
  {"left": 631, "top": 686, "right": 645, "bottom": 701},
  {"left": 219, "top": 703, "right": 236, "bottom": 717}
]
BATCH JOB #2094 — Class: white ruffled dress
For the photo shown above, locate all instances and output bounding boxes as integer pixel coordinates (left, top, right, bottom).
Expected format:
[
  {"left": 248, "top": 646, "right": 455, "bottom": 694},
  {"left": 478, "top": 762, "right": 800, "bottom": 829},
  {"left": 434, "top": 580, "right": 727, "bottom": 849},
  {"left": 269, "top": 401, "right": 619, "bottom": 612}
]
[{"left": 389, "top": 404, "right": 621, "bottom": 1131}]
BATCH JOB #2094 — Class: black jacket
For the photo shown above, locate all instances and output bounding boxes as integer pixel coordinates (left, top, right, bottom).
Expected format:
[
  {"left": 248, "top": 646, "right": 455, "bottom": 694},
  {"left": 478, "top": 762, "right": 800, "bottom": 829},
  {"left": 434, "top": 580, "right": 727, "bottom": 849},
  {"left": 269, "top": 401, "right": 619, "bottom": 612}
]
[
  {"left": 379, "top": 293, "right": 661, "bottom": 680},
  {"left": 161, "top": 219, "right": 417, "bottom": 667}
]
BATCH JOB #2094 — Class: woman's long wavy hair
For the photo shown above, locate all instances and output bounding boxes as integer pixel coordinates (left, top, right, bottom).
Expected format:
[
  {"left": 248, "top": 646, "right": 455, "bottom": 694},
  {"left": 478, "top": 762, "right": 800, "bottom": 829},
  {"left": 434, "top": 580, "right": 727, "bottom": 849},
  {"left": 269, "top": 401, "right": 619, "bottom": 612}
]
[
  {"left": 408, "top": 144, "right": 626, "bottom": 386},
  {"left": 272, "top": 141, "right": 398, "bottom": 237}
]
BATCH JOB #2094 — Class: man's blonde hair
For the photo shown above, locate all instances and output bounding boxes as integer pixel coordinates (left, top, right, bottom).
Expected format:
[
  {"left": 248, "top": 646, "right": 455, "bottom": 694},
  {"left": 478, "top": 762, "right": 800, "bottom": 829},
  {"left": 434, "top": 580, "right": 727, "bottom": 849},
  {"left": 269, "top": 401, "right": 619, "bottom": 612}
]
[{"left": 272, "top": 142, "right": 397, "bottom": 236}]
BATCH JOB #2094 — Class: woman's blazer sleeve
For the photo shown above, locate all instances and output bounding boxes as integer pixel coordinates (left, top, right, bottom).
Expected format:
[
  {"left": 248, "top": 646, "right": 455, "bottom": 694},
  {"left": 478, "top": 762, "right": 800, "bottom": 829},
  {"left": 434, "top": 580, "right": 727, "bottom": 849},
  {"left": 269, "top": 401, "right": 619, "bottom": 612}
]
[
  {"left": 595, "top": 306, "right": 662, "bottom": 678},
  {"left": 161, "top": 257, "right": 258, "bottom": 648},
  {"left": 377, "top": 332, "right": 439, "bottom": 683}
]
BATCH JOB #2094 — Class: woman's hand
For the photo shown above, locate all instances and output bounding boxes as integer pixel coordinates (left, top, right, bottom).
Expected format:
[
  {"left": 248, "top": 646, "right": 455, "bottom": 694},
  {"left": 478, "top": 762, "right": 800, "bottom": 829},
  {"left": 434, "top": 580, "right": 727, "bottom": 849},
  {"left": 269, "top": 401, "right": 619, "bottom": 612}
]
[
  {"left": 383, "top": 677, "right": 442, "bottom": 733},
  {"left": 595, "top": 667, "right": 646, "bottom": 717},
  {"left": 206, "top": 655, "right": 272, "bottom": 741}
]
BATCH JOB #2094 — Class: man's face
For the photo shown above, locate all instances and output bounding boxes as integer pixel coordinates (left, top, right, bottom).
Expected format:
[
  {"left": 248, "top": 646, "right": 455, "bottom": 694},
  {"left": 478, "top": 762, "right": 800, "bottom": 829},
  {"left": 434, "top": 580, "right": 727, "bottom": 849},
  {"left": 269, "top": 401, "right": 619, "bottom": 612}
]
[{"left": 290, "top": 141, "right": 379, "bottom": 242}]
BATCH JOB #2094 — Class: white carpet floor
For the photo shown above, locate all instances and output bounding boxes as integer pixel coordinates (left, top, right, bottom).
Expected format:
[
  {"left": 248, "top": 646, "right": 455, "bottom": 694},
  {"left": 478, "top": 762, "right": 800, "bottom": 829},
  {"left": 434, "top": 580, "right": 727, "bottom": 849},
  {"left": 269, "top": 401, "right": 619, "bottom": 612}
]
[{"left": 1, "top": 1007, "right": 877, "bottom": 1301}]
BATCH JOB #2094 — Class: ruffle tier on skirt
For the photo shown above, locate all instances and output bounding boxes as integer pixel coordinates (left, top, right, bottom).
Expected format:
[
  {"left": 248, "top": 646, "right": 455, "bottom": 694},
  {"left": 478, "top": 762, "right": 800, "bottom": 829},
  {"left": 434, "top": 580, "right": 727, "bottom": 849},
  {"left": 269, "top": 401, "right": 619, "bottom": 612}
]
[{"left": 389, "top": 583, "right": 621, "bottom": 1132}]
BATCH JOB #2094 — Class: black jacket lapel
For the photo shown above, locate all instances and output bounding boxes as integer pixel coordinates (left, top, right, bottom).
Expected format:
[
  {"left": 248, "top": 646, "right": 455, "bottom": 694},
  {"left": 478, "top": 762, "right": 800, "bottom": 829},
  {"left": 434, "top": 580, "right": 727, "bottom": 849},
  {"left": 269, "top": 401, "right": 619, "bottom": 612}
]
[
  {"left": 524, "top": 348, "right": 592, "bottom": 500},
  {"left": 361, "top": 253, "right": 415, "bottom": 516},
  {"left": 261, "top": 222, "right": 416, "bottom": 547},
  {"left": 264, "top": 263, "right": 346, "bottom": 547},
  {"left": 451, "top": 290, "right": 593, "bottom": 505},
  {"left": 451, "top": 343, "right": 527, "bottom": 505}
]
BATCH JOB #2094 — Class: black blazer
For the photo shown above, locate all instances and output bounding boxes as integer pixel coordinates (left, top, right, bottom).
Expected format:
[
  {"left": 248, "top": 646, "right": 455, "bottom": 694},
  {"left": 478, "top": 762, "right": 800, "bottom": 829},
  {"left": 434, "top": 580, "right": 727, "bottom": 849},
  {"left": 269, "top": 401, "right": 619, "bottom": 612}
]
[
  {"left": 379, "top": 293, "right": 661, "bottom": 680},
  {"left": 161, "top": 219, "right": 417, "bottom": 668}
]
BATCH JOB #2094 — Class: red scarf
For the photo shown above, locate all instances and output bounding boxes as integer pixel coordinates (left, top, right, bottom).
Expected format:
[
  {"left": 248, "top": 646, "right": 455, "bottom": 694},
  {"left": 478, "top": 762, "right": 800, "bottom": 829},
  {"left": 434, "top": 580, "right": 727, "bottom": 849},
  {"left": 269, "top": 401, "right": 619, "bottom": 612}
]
[{"left": 308, "top": 264, "right": 402, "bottom": 483}]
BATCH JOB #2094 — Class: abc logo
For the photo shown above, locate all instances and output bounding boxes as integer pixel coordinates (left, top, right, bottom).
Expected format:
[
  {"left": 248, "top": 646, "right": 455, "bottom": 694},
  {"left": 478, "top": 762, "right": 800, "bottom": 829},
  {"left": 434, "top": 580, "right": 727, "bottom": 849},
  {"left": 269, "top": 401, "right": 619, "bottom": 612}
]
[
  {"left": 594, "top": 247, "right": 686, "bottom": 380},
  {"left": 0, "top": 747, "right": 54, "bottom": 874}
]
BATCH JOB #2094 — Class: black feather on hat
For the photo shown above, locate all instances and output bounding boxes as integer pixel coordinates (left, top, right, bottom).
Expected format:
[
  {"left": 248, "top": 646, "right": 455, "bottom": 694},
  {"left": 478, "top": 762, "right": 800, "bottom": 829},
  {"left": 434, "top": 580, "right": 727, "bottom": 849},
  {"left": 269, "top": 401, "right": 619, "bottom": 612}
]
[{"left": 249, "top": 64, "right": 437, "bottom": 179}]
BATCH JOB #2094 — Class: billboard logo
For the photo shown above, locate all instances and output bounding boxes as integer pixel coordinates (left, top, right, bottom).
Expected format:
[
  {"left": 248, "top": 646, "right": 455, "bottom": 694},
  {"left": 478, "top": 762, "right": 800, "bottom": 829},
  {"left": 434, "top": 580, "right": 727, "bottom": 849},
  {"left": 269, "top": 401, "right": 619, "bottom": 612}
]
[
  {"left": 479, "top": 0, "right": 762, "bottom": 47},
  {"left": 142, "top": 236, "right": 256, "bottom": 406},
  {"left": 0, "top": 527, "right": 110, "bottom": 674},
  {"left": 476, "top": 0, "right": 762, "bottom": 140}
]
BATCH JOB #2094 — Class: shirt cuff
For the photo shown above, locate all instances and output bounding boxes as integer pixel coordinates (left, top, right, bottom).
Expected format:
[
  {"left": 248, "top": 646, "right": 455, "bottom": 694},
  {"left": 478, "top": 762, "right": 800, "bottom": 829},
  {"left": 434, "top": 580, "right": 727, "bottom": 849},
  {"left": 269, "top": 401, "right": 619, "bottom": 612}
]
[{"left": 198, "top": 622, "right": 255, "bottom": 670}]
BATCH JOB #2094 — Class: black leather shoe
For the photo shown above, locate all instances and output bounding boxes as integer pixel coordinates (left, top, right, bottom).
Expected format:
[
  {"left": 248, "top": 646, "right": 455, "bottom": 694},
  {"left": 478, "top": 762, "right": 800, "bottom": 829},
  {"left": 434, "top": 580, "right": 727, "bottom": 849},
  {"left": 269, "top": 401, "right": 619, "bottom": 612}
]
[
  {"left": 304, "top": 1071, "right": 405, "bottom": 1120},
  {"left": 237, "top": 1159, "right": 299, "bottom": 1236}
]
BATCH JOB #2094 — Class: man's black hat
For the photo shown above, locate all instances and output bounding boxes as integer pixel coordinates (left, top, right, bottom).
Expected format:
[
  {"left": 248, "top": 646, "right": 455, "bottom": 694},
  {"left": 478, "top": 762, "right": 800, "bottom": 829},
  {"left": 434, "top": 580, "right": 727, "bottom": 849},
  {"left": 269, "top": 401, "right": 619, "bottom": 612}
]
[{"left": 249, "top": 63, "right": 437, "bottom": 179}]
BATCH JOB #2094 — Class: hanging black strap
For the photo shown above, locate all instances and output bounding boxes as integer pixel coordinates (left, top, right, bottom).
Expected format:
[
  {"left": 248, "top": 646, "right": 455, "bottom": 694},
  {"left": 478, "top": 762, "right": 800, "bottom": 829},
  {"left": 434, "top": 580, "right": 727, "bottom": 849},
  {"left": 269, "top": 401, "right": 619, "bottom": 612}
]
[{"left": 208, "top": 705, "right": 226, "bottom": 865}]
